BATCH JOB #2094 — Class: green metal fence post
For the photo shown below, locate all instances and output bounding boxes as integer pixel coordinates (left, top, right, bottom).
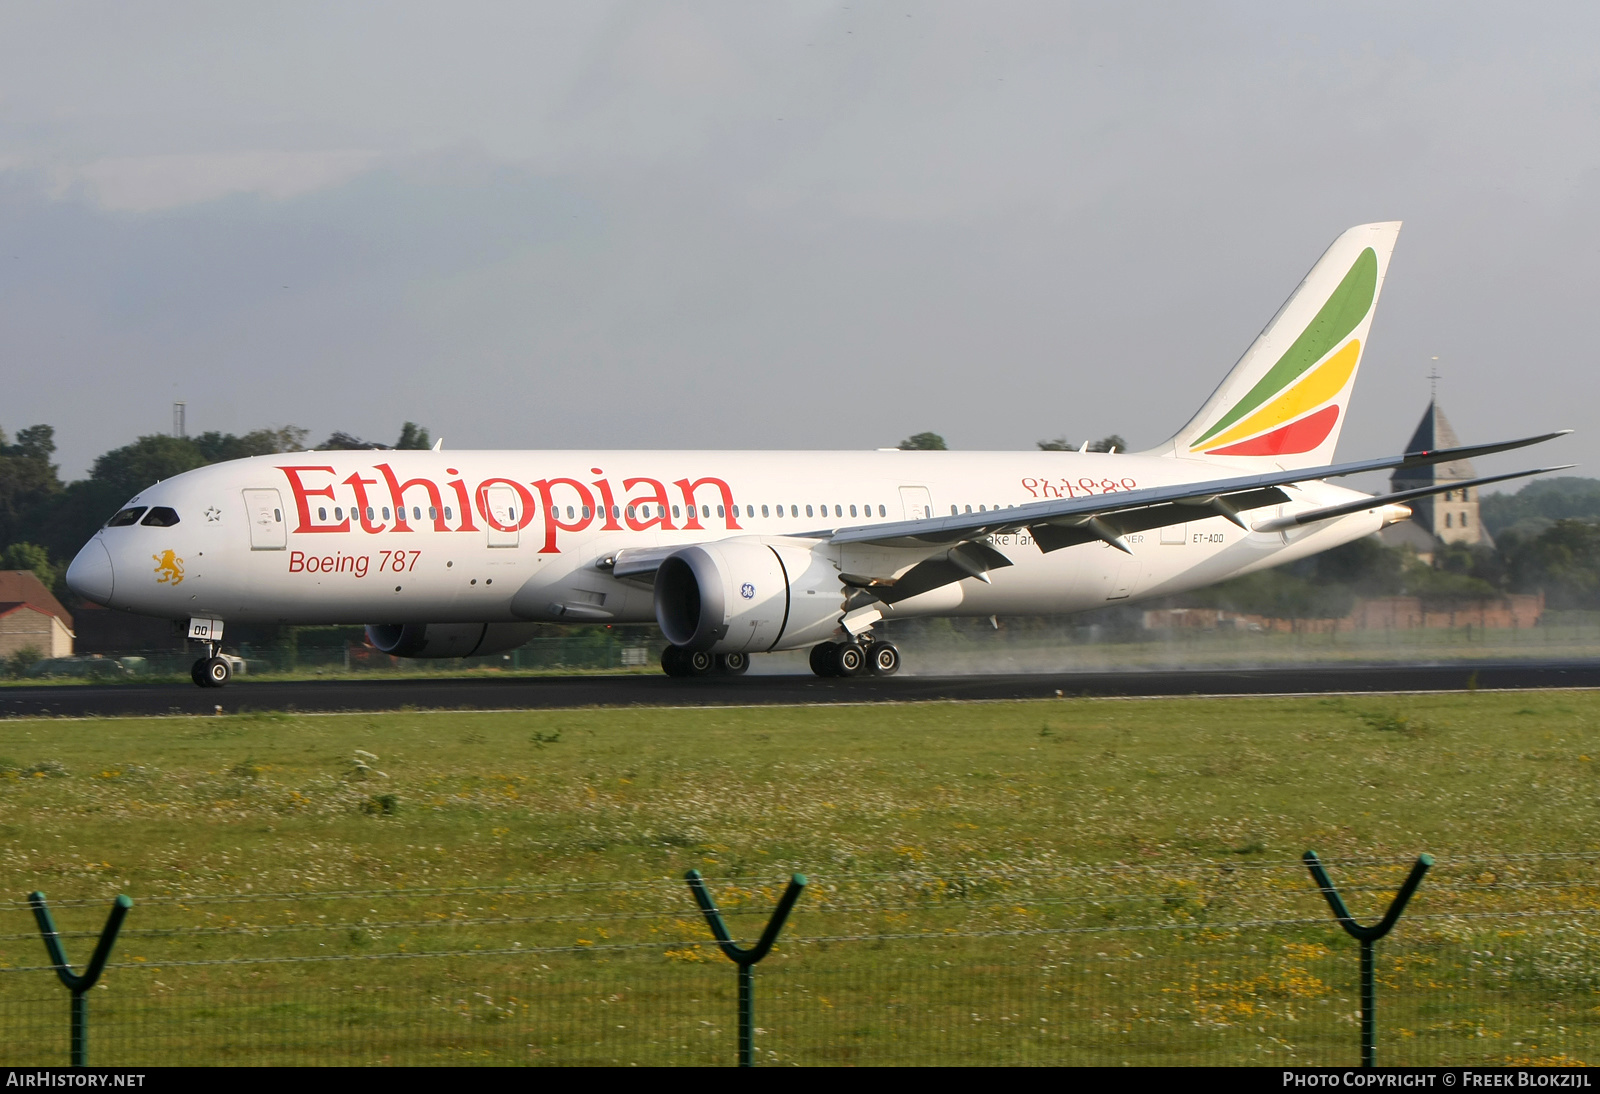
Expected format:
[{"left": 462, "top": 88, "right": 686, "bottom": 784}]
[
  {"left": 27, "top": 891, "right": 133, "bottom": 1067},
  {"left": 685, "top": 869, "right": 807, "bottom": 1067},
  {"left": 1303, "top": 851, "right": 1432, "bottom": 1068}
]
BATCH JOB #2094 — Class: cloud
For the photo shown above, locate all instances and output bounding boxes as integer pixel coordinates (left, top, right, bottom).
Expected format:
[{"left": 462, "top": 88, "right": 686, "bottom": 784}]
[{"left": 61, "top": 149, "right": 381, "bottom": 212}]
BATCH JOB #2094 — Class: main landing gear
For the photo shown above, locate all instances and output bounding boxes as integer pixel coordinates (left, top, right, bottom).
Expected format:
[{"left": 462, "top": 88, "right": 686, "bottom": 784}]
[
  {"left": 660, "top": 647, "right": 751, "bottom": 678},
  {"left": 189, "top": 639, "right": 231, "bottom": 689},
  {"left": 657, "top": 639, "right": 900, "bottom": 679},
  {"left": 808, "top": 637, "right": 900, "bottom": 678}
]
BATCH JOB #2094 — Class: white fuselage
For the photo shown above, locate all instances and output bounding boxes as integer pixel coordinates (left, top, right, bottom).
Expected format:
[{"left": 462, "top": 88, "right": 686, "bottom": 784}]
[{"left": 72, "top": 448, "right": 1388, "bottom": 647}]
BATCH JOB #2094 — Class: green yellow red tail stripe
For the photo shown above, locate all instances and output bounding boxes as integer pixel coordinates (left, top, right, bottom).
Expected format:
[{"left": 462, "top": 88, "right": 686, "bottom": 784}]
[{"left": 1190, "top": 247, "right": 1378, "bottom": 457}]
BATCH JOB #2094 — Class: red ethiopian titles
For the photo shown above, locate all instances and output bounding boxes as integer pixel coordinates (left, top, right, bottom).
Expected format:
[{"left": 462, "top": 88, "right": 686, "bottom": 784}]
[{"left": 276, "top": 465, "right": 740, "bottom": 553}]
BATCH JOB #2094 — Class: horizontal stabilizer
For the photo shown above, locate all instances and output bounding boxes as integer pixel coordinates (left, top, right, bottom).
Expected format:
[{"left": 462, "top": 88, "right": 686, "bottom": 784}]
[{"left": 1251, "top": 466, "right": 1574, "bottom": 533}]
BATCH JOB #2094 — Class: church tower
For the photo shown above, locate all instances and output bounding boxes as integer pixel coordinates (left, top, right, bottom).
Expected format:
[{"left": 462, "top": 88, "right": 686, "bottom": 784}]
[{"left": 1389, "top": 400, "right": 1491, "bottom": 548}]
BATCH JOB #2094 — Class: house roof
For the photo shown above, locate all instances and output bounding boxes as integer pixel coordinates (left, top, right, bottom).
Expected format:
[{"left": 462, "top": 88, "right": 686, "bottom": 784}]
[
  {"left": 0, "top": 601, "right": 56, "bottom": 623},
  {"left": 0, "top": 572, "right": 71, "bottom": 628}
]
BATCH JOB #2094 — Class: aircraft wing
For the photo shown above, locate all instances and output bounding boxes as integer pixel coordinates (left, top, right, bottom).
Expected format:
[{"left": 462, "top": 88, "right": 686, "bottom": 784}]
[
  {"left": 827, "top": 430, "right": 1569, "bottom": 552},
  {"left": 600, "top": 430, "right": 1567, "bottom": 601},
  {"left": 825, "top": 431, "right": 1567, "bottom": 605}
]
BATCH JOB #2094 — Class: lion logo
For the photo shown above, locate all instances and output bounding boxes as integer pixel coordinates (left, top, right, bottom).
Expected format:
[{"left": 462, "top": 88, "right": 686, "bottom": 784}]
[{"left": 152, "top": 550, "right": 184, "bottom": 586}]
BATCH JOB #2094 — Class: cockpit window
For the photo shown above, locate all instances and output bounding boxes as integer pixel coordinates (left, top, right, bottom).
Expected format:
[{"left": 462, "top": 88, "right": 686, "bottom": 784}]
[
  {"left": 106, "top": 507, "right": 147, "bottom": 527},
  {"left": 141, "top": 507, "right": 181, "bottom": 527}
]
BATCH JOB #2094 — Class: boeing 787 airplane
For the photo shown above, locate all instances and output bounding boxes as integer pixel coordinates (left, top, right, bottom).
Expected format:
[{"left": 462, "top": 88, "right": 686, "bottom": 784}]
[{"left": 65, "top": 222, "right": 1568, "bottom": 687}]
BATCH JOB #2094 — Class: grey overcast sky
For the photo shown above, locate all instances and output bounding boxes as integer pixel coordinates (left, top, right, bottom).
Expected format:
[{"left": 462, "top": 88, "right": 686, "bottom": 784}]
[{"left": 0, "top": 2, "right": 1595, "bottom": 483}]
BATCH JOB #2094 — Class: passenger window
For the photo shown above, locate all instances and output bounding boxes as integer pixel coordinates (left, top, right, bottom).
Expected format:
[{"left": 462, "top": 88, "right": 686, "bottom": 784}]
[
  {"left": 106, "top": 507, "right": 147, "bottom": 527},
  {"left": 672, "top": 505, "right": 681, "bottom": 518},
  {"left": 965, "top": 505, "right": 972, "bottom": 514},
  {"left": 582, "top": 506, "right": 592, "bottom": 519},
  {"left": 979, "top": 505, "right": 985, "bottom": 512},
  {"left": 701, "top": 505, "right": 710, "bottom": 518},
  {"left": 318, "top": 507, "right": 327, "bottom": 521},
  {"left": 761, "top": 505, "right": 770, "bottom": 517},
  {"left": 413, "top": 507, "right": 421, "bottom": 521},
  {"left": 335, "top": 507, "right": 344, "bottom": 520},
  {"left": 879, "top": 505, "right": 887, "bottom": 517},
  {"left": 951, "top": 505, "right": 958, "bottom": 515},
  {"left": 849, "top": 505, "right": 857, "bottom": 517},
  {"left": 806, "top": 505, "right": 814, "bottom": 517},
  {"left": 717, "top": 505, "right": 725, "bottom": 518},
  {"left": 444, "top": 506, "right": 453, "bottom": 520},
  {"left": 746, "top": 505, "right": 754, "bottom": 518},
  {"left": 274, "top": 508, "right": 282, "bottom": 522},
  {"left": 790, "top": 505, "right": 798, "bottom": 517},
  {"left": 612, "top": 505, "right": 620, "bottom": 519},
  {"left": 429, "top": 507, "right": 438, "bottom": 520},
  {"left": 626, "top": 505, "right": 636, "bottom": 520},
  {"left": 141, "top": 507, "right": 181, "bottom": 527},
  {"left": 508, "top": 507, "right": 517, "bottom": 522},
  {"left": 776, "top": 505, "right": 784, "bottom": 518},
  {"left": 835, "top": 505, "right": 842, "bottom": 517},
  {"left": 567, "top": 506, "right": 575, "bottom": 520},
  {"left": 382, "top": 507, "right": 391, "bottom": 520}
]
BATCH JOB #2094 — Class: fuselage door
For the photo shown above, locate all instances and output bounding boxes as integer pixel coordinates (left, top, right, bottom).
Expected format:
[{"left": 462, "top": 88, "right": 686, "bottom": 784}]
[
  {"left": 242, "top": 489, "right": 287, "bottom": 551},
  {"left": 486, "top": 485, "right": 519, "bottom": 548},
  {"left": 898, "top": 486, "right": 933, "bottom": 521},
  {"left": 1104, "top": 552, "right": 1141, "bottom": 600}
]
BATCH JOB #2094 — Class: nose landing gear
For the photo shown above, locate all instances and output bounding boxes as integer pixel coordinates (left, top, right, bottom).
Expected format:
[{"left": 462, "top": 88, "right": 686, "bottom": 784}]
[
  {"left": 191, "top": 654, "right": 232, "bottom": 688},
  {"left": 185, "top": 617, "right": 232, "bottom": 689}
]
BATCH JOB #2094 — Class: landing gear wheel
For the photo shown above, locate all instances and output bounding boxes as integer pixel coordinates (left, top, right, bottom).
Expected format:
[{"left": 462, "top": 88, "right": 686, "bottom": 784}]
[
  {"left": 832, "top": 642, "right": 867, "bottom": 677},
  {"left": 809, "top": 642, "right": 840, "bottom": 678},
  {"left": 191, "top": 658, "right": 209, "bottom": 688},
  {"left": 867, "top": 642, "right": 901, "bottom": 676},
  {"left": 201, "top": 656, "right": 231, "bottom": 689},
  {"left": 663, "top": 646, "right": 720, "bottom": 678},
  {"left": 717, "top": 652, "right": 750, "bottom": 676}
]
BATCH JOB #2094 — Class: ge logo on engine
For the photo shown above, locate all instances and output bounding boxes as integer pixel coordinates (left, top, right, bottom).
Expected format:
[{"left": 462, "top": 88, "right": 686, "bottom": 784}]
[{"left": 740, "top": 583, "right": 756, "bottom": 599}]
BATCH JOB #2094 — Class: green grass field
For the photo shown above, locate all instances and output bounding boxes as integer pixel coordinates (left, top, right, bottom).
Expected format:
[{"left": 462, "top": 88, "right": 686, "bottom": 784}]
[{"left": 0, "top": 691, "right": 1596, "bottom": 1065}]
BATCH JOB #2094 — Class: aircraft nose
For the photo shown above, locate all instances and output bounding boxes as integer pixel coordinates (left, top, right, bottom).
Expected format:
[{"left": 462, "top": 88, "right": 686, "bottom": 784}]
[{"left": 66, "top": 539, "right": 115, "bottom": 605}]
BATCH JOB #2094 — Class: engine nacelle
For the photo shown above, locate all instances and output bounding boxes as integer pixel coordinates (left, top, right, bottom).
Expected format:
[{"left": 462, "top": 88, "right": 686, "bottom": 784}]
[
  {"left": 655, "top": 537, "right": 843, "bottom": 653},
  {"left": 365, "top": 622, "right": 541, "bottom": 659}
]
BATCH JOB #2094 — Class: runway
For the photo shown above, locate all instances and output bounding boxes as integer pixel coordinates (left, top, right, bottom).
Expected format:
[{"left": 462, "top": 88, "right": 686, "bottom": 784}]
[{"left": 2, "top": 660, "right": 1598, "bottom": 718}]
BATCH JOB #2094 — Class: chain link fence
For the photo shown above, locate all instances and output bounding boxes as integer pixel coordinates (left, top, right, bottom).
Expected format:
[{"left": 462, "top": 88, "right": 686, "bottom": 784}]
[{"left": 1, "top": 853, "right": 1594, "bottom": 1066}]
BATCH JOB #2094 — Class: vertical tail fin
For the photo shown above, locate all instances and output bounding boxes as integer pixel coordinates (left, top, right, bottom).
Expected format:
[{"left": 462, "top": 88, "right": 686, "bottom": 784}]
[{"left": 1146, "top": 222, "right": 1401, "bottom": 469}]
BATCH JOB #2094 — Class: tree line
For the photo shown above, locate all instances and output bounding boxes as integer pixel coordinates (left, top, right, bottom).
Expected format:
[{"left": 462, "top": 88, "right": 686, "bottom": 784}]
[{"left": 0, "top": 422, "right": 431, "bottom": 598}]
